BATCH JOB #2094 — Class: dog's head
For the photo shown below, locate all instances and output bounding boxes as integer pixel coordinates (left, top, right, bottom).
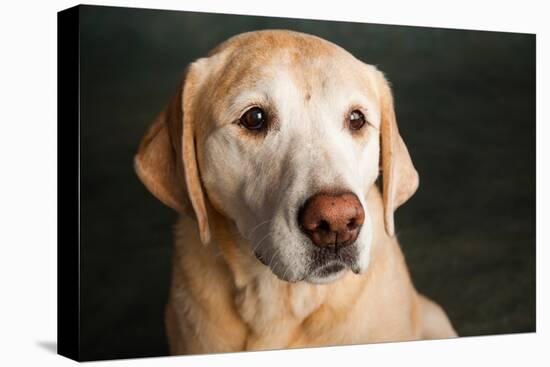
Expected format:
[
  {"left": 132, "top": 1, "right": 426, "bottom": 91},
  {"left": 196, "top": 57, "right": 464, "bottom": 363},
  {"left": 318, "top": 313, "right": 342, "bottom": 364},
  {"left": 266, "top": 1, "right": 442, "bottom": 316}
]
[{"left": 135, "top": 30, "right": 418, "bottom": 284}]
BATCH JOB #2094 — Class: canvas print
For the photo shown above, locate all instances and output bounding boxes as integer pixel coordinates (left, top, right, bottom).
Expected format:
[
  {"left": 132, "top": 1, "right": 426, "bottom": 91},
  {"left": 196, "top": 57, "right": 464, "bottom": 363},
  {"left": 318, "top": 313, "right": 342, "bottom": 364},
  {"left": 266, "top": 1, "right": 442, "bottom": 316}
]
[{"left": 58, "top": 5, "right": 535, "bottom": 361}]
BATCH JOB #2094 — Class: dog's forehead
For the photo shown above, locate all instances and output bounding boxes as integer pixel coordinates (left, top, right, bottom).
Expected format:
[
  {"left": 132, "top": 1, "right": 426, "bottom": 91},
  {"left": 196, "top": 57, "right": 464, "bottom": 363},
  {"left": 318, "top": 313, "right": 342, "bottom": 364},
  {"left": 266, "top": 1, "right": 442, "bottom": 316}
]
[{"left": 203, "top": 30, "right": 378, "bottom": 108}]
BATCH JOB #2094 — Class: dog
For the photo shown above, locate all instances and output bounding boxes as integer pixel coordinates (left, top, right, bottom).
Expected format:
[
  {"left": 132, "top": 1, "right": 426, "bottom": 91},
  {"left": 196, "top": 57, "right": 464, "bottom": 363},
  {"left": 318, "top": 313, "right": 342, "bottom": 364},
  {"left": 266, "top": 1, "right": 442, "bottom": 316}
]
[{"left": 135, "top": 29, "right": 457, "bottom": 354}]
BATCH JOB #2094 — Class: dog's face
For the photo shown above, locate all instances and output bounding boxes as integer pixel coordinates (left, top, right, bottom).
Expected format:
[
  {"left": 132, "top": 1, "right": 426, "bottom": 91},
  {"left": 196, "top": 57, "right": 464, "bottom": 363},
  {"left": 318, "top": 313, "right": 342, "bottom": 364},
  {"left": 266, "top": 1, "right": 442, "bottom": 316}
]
[
  {"left": 135, "top": 30, "right": 418, "bottom": 284},
  {"left": 196, "top": 34, "right": 383, "bottom": 284}
]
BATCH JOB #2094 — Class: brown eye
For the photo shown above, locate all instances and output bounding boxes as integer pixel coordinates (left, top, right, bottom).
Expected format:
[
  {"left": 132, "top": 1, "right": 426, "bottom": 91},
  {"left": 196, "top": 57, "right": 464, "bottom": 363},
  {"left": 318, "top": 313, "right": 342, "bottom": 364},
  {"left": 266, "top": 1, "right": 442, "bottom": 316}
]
[
  {"left": 348, "top": 110, "right": 366, "bottom": 131},
  {"left": 240, "top": 107, "right": 267, "bottom": 130}
]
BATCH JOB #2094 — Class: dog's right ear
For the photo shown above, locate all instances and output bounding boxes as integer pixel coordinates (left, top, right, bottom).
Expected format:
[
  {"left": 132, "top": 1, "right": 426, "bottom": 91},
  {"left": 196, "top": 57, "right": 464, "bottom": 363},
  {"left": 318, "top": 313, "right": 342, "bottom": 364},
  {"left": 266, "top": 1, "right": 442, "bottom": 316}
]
[
  {"left": 376, "top": 69, "right": 420, "bottom": 237},
  {"left": 134, "top": 64, "right": 211, "bottom": 244}
]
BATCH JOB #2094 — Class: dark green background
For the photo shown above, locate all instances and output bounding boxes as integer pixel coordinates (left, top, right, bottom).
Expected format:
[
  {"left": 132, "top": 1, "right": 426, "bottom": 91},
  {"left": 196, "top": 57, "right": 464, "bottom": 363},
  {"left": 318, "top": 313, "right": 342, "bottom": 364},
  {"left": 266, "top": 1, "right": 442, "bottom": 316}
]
[{"left": 78, "top": 5, "right": 535, "bottom": 361}]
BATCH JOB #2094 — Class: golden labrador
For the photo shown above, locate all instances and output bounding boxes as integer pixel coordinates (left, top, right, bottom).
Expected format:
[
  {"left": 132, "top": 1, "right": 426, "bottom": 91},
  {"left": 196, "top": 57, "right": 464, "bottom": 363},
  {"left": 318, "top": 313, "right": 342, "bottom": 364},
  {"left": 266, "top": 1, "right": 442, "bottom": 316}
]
[{"left": 135, "top": 30, "right": 457, "bottom": 355}]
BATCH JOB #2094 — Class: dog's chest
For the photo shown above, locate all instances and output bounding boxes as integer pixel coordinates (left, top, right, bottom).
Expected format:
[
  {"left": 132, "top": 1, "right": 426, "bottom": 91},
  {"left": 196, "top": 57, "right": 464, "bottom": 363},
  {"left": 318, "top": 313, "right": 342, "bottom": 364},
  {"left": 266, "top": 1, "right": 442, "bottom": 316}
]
[
  {"left": 234, "top": 272, "right": 371, "bottom": 349},
  {"left": 233, "top": 273, "right": 322, "bottom": 348}
]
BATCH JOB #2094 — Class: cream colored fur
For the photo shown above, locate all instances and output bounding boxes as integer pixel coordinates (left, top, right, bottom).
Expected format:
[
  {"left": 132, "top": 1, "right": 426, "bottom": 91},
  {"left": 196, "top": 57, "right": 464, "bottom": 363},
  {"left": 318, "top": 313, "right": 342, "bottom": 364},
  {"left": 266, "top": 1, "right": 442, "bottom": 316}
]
[{"left": 135, "top": 30, "right": 457, "bottom": 355}]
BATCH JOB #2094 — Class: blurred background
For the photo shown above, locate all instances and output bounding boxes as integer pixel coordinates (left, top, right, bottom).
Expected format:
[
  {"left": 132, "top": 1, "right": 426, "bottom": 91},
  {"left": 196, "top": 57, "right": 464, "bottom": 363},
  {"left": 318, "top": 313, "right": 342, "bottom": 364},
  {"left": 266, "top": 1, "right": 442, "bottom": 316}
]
[{"left": 78, "top": 5, "right": 535, "bottom": 361}]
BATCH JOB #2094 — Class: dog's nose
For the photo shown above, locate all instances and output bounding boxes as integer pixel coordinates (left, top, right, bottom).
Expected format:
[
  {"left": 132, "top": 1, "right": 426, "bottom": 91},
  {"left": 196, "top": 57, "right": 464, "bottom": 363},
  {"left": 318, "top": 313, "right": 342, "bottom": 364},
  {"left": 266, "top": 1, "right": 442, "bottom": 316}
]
[{"left": 298, "top": 191, "right": 365, "bottom": 248}]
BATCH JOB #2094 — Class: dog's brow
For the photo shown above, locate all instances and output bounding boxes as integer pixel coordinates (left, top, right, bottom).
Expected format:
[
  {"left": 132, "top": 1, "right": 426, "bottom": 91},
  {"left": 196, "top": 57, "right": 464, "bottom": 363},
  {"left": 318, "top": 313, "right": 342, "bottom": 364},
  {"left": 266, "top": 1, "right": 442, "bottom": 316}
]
[{"left": 227, "top": 91, "right": 271, "bottom": 119}]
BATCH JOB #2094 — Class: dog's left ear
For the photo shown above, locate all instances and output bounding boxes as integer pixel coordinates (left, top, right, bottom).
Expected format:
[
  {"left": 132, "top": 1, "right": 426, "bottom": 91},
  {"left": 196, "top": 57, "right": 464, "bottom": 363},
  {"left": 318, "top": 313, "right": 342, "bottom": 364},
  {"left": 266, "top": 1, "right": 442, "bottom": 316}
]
[
  {"left": 134, "top": 62, "right": 211, "bottom": 244},
  {"left": 376, "top": 70, "right": 419, "bottom": 237}
]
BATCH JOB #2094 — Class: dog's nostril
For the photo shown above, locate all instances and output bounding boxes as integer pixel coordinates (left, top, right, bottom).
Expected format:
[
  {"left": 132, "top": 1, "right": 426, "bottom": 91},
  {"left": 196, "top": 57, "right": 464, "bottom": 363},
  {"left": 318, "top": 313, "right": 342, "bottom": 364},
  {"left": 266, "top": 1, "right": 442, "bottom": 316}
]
[
  {"left": 317, "top": 220, "right": 331, "bottom": 232},
  {"left": 347, "top": 219, "right": 357, "bottom": 230}
]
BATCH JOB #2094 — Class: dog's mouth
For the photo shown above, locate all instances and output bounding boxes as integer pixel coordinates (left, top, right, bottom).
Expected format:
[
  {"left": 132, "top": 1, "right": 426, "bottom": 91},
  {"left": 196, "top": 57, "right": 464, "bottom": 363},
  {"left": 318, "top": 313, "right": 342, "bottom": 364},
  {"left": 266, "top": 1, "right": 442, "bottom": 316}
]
[
  {"left": 254, "top": 240, "right": 360, "bottom": 283},
  {"left": 254, "top": 251, "right": 269, "bottom": 266},
  {"left": 315, "top": 261, "right": 346, "bottom": 276},
  {"left": 305, "top": 258, "right": 355, "bottom": 284},
  {"left": 309, "top": 242, "right": 358, "bottom": 269}
]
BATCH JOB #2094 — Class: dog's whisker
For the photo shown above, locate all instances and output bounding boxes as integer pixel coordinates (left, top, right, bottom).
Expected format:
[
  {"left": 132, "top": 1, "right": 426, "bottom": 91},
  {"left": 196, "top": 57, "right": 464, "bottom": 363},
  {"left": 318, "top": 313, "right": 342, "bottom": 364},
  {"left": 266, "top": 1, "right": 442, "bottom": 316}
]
[
  {"left": 281, "top": 264, "right": 291, "bottom": 282},
  {"left": 246, "top": 219, "right": 272, "bottom": 240},
  {"left": 251, "top": 231, "right": 272, "bottom": 254},
  {"left": 268, "top": 248, "right": 281, "bottom": 269},
  {"left": 271, "top": 260, "right": 281, "bottom": 276}
]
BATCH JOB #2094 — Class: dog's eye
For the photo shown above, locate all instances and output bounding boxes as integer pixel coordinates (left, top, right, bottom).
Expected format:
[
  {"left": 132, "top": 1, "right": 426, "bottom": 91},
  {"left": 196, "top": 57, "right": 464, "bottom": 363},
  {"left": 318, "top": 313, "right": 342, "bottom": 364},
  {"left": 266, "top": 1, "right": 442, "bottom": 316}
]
[
  {"left": 240, "top": 107, "right": 267, "bottom": 130},
  {"left": 348, "top": 110, "right": 366, "bottom": 131}
]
